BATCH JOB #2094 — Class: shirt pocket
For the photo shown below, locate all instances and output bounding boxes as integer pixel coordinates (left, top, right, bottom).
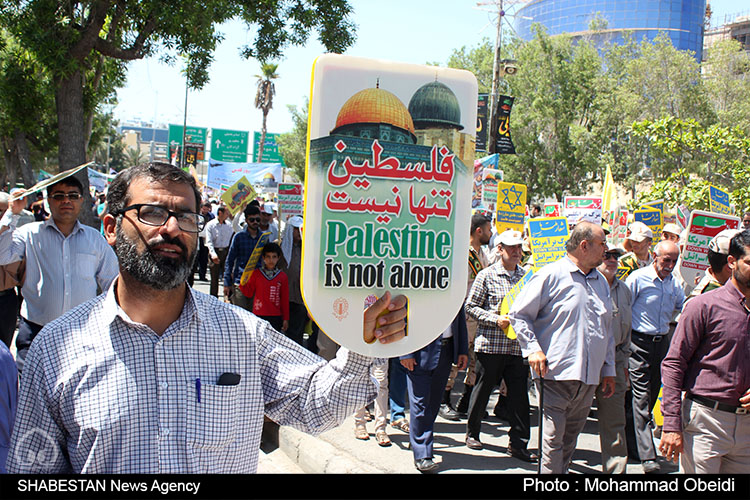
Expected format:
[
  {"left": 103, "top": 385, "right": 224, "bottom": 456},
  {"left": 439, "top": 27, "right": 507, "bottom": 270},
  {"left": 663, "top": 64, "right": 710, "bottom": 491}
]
[
  {"left": 186, "top": 382, "right": 239, "bottom": 451},
  {"left": 76, "top": 253, "right": 97, "bottom": 281}
]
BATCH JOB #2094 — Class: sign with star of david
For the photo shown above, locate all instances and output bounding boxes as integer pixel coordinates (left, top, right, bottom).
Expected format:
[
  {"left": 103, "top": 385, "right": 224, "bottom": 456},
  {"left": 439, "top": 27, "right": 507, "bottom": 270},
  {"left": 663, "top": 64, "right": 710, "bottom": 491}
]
[{"left": 495, "top": 181, "right": 527, "bottom": 234}]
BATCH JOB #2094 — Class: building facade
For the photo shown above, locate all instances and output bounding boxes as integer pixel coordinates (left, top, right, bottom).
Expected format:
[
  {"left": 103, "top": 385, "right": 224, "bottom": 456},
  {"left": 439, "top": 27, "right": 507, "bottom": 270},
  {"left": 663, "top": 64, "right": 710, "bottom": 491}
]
[{"left": 515, "top": 0, "right": 707, "bottom": 60}]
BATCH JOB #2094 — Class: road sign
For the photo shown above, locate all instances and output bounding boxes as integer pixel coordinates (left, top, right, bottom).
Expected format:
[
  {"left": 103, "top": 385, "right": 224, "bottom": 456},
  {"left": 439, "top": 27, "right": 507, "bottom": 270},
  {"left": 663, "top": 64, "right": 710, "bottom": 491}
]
[
  {"left": 168, "top": 125, "right": 207, "bottom": 169},
  {"left": 211, "top": 129, "right": 249, "bottom": 163},
  {"left": 253, "top": 132, "right": 284, "bottom": 163}
]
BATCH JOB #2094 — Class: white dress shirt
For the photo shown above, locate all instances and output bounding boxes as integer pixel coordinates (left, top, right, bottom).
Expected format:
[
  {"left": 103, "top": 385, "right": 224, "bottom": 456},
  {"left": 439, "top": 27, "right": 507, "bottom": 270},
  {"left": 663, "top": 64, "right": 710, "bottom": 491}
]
[
  {"left": 204, "top": 217, "right": 234, "bottom": 258},
  {"left": 0, "top": 211, "right": 118, "bottom": 325}
]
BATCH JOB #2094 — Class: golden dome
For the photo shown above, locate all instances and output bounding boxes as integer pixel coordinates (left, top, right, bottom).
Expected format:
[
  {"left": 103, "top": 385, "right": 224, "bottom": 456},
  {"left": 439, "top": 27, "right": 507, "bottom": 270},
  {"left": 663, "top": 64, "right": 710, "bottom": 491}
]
[{"left": 334, "top": 87, "right": 415, "bottom": 134}]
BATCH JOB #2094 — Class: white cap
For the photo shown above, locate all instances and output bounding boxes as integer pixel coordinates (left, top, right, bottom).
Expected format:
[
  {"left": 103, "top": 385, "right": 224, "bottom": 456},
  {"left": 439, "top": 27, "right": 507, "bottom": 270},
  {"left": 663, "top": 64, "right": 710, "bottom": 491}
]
[
  {"left": 662, "top": 223, "right": 681, "bottom": 236},
  {"left": 709, "top": 229, "right": 740, "bottom": 255},
  {"left": 498, "top": 229, "right": 524, "bottom": 246},
  {"left": 627, "top": 221, "right": 653, "bottom": 242},
  {"left": 262, "top": 204, "right": 274, "bottom": 214}
]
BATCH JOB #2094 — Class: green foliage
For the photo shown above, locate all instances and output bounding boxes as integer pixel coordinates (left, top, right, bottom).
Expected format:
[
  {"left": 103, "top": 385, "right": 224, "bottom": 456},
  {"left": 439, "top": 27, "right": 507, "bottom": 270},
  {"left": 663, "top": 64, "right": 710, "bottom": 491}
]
[
  {"left": 277, "top": 99, "right": 308, "bottom": 182},
  {"left": 630, "top": 116, "right": 750, "bottom": 211}
]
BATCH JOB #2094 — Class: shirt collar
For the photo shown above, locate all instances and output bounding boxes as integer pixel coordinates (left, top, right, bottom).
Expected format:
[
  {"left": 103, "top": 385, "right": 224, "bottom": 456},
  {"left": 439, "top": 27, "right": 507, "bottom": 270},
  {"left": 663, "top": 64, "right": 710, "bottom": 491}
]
[
  {"left": 561, "top": 255, "right": 601, "bottom": 280},
  {"left": 102, "top": 276, "right": 200, "bottom": 337},
  {"left": 724, "top": 279, "right": 748, "bottom": 306},
  {"left": 492, "top": 261, "right": 524, "bottom": 278},
  {"left": 644, "top": 262, "right": 672, "bottom": 283},
  {"left": 43, "top": 217, "right": 84, "bottom": 238}
]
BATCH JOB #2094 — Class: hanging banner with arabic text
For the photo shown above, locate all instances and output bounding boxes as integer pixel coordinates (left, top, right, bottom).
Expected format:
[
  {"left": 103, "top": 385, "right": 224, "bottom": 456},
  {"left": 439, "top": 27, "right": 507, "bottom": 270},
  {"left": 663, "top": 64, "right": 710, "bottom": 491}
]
[
  {"left": 495, "top": 95, "right": 516, "bottom": 154},
  {"left": 709, "top": 185, "right": 732, "bottom": 215},
  {"left": 495, "top": 181, "right": 527, "bottom": 234},
  {"left": 277, "top": 183, "right": 304, "bottom": 222},
  {"left": 680, "top": 210, "right": 740, "bottom": 286},
  {"left": 303, "top": 54, "right": 476, "bottom": 357},
  {"left": 528, "top": 217, "right": 570, "bottom": 268}
]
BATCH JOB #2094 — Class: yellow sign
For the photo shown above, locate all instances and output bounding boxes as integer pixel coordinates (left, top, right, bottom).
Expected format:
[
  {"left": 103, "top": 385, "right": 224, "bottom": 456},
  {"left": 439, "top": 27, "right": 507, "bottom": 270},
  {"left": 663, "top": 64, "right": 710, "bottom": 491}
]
[
  {"left": 495, "top": 182, "right": 527, "bottom": 234},
  {"left": 220, "top": 176, "right": 257, "bottom": 216},
  {"left": 634, "top": 207, "right": 663, "bottom": 251},
  {"left": 527, "top": 217, "right": 569, "bottom": 268},
  {"left": 499, "top": 267, "right": 536, "bottom": 339},
  {"left": 653, "top": 385, "right": 664, "bottom": 427}
]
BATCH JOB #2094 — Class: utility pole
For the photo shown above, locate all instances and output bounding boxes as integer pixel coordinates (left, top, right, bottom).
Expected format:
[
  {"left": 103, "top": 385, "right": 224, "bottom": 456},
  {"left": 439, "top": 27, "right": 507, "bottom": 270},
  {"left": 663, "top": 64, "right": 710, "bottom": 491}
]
[{"left": 181, "top": 79, "right": 188, "bottom": 169}]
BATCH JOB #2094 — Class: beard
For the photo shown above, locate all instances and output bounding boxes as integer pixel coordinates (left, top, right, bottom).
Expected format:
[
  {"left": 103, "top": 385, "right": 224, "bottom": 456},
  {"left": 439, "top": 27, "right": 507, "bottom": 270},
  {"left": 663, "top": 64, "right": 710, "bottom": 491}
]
[{"left": 114, "top": 225, "right": 196, "bottom": 290}]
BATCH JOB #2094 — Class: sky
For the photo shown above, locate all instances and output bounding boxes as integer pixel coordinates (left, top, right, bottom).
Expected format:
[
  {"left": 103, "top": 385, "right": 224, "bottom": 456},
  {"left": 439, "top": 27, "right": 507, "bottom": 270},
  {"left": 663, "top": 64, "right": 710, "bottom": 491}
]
[{"left": 113, "top": 0, "right": 749, "bottom": 144}]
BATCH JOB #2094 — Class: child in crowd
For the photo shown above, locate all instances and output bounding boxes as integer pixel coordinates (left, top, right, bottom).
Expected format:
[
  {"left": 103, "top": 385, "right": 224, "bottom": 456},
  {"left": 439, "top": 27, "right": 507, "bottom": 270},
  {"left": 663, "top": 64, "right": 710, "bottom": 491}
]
[{"left": 239, "top": 242, "right": 289, "bottom": 332}]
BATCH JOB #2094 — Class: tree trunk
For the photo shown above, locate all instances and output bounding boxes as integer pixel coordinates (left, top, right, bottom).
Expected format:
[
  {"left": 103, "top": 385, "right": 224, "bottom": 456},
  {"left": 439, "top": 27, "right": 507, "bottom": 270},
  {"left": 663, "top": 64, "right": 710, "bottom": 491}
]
[
  {"left": 257, "top": 114, "right": 267, "bottom": 163},
  {"left": 14, "top": 131, "right": 35, "bottom": 188},
  {"left": 2, "top": 137, "right": 18, "bottom": 188},
  {"left": 56, "top": 69, "right": 97, "bottom": 227}
]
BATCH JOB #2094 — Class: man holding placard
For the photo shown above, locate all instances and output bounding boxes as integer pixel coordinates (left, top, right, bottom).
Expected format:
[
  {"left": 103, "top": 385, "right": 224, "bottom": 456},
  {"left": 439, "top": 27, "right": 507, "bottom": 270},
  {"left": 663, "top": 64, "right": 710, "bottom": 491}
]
[
  {"left": 223, "top": 204, "right": 267, "bottom": 309},
  {"left": 464, "top": 229, "right": 536, "bottom": 463},
  {"left": 509, "top": 222, "right": 615, "bottom": 473}
]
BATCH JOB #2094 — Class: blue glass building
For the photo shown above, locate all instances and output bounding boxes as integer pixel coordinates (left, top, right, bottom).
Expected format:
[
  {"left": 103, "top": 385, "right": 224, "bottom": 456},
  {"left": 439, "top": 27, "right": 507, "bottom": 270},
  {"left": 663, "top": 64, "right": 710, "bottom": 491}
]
[{"left": 515, "top": 0, "right": 706, "bottom": 60}]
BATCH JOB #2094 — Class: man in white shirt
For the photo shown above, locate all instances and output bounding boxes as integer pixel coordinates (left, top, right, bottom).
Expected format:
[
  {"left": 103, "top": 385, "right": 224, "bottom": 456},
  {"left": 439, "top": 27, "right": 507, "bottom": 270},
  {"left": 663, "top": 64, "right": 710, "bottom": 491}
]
[
  {"left": 204, "top": 206, "right": 234, "bottom": 297},
  {"left": 0, "top": 176, "right": 118, "bottom": 372}
]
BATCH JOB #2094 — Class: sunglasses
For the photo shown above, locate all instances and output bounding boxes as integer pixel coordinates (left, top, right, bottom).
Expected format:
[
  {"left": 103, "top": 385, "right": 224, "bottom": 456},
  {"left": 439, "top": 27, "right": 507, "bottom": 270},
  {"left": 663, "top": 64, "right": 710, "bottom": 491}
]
[
  {"left": 49, "top": 192, "right": 82, "bottom": 201},
  {"left": 604, "top": 252, "right": 620, "bottom": 261},
  {"left": 247, "top": 217, "right": 261, "bottom": 223}
]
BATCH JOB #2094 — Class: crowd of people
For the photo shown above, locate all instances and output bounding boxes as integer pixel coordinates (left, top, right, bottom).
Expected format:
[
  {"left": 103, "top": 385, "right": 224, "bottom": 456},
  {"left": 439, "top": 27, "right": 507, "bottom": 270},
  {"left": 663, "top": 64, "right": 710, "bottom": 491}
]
[{"left": 0, "top": 162, "right": 748, "bottom": 476}]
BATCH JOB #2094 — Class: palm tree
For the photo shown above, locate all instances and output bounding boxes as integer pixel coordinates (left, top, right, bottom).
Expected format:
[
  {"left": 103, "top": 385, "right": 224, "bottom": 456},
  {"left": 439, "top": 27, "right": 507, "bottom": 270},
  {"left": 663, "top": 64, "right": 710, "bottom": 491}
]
[
  {"left": 125, "top": 146, "right": 145, "bottom": 168},
  {"left": 254, "top": 62, "right": 279, "bottom": 162}
]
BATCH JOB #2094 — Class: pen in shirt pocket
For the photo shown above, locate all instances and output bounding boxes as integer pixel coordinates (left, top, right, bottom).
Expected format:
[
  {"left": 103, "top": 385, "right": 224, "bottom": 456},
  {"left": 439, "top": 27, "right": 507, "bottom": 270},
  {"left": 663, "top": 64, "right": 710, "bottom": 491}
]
[{"left": 196, "top": 378, "right": 201, "bottom": 403}]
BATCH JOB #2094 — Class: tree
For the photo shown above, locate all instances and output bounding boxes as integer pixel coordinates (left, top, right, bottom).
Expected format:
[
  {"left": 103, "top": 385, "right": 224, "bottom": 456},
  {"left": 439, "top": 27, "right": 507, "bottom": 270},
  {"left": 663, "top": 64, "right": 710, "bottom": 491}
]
[
  {"left": 436, "top": 37, "right": 495, "bottom": 93},
  {"left": 702, "top": 38, "right": 750, "bottom": 134},
  {"left": 1, "top": 0, "right": 357, "bottom": 222},
  {"left": 630, "top": 116, "right": 750, "bottom": 211},
  {"left": 254, "top": 62, "right": 279, "bottom": 163},
  {"left": 124, "top": 146, "right": 146, "bottom": 168},
  {"left": 277, "top": 99, "right": 308, "bottom": 181}
]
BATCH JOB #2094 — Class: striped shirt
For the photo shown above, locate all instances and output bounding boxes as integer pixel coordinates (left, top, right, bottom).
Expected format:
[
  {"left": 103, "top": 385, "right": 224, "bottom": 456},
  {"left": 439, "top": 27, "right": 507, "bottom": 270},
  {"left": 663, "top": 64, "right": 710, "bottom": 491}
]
[
  {"left": 6, "top": 281, "right": 379, "bottom": 473},
  {"left": 465, "top": 262, "right": 526, "bottom": 356}
]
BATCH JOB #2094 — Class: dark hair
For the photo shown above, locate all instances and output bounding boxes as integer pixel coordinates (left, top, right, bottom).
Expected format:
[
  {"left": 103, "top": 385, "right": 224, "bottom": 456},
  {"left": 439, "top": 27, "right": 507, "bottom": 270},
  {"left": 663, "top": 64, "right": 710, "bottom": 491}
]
[
  {"left": 244, "top": 204, "right": 261, "bottom": 218},
  {"left": 217, "top": 206, "right": 227, "bottom": 214},
  {"left": 729, "top": 229, "right": 750, "bottom": 260},
  {"left": 707, "top": 249, "right": 729, "bottom": 274},
  {"left": 202, "top": 201, "right": 212, "bottom": 208},
  {"left": 107, "top": 162, "right": 201, "bottom": 215},
  {"left": 262, "top": 242, "right": 282, "bottom": 258},
  {"left": 533, "top": 205, "right": 542, "bottom": 211},
  {"left": 249, "top": 199, "right": 260, "bottom": 208},
  {"left": 470, "top": 213, "right": 491, "bottom": 234},
  {"left": 566, "top": 222, "right": 597, "bottom": 253},
  {"left": 46, "top": 176, "right": 84, "bottom": 196}
]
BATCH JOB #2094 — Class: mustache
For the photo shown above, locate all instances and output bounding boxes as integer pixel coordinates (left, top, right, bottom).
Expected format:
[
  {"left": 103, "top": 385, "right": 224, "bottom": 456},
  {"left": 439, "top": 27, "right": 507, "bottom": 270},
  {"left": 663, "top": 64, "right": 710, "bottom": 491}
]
[{"left": 145, "top": 234, "right": 189, "bottom": 256}]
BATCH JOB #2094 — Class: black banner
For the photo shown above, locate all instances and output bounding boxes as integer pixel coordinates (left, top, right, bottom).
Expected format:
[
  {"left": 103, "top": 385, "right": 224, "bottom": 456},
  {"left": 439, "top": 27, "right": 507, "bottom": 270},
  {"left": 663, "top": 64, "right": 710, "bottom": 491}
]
[
  {"left": 476, "top": 93, "right": 488, "bottom": 153},
  {"left": 495, "top": 94, "right": 516, "bottom": 155}
]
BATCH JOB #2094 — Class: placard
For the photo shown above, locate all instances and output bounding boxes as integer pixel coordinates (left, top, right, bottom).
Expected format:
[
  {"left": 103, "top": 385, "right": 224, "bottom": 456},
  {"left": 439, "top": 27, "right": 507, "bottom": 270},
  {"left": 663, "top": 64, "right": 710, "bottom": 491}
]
[
  {"left": 543, "top": 203, "right": 561, "bottom": 218},
  {"left": 680, "top": 210, "right": 740, "bottom": 286},
  {"left": 495, "top": 181, "right": 527, "bottom": 234},
  {"left": 709, "top": 185, "right": 732, "bottom": 215},
  {"left": 480, "top": 168, "right": 503, "bottom": 211},
  {"left": 277, "top": 183, "right": 303, "bottom": 222},
  {"left": 563, "top": 196, "right": 602, "bottom": 225},
  {"left": 527, "top": 217, "right": 569, "bottom": 268},
  {"left": 499, "top": 267, "right": 535, "bottom": 340},
  {"left": 220, "top": 176, "right": 257, "bottom": 216},
  {"left": 634, "top": 207, "right": 663, "bottom": 250},
  {"left": 302, "top": 54, "right": 476, "bottom": 357}
]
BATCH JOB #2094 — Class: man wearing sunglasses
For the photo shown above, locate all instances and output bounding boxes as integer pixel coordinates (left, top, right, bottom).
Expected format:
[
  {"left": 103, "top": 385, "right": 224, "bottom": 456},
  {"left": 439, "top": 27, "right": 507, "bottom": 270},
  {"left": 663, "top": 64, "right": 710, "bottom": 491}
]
[
  {"left": 6, "top": 162, "right": 407, "bottom": 473},
  {"left": 0, "top": 176, "right": 118, "bottom": 372},
  {"left": 224, "top": 204, "right": 266, "bottom": 310}
]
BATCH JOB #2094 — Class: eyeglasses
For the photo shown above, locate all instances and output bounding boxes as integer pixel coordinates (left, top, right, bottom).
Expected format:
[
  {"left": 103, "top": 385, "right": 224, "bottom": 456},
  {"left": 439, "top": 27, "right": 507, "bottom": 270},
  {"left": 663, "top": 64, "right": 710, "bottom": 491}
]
[
  {"left": 604, "top": 252, "right": 619, "bottom": 261},
  {"left": 247, "top": 217, "right": 261, "bottom": 223},
  {"left": 117, "top": 204, "right": 205, "bottom": 233},
  {"left": 49, "top": 192, "right": 82, "bottom": 201}
]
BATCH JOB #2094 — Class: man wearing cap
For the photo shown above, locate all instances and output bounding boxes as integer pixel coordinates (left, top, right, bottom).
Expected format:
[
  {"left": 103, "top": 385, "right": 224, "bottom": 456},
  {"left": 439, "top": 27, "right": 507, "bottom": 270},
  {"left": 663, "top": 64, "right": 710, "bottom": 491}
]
[
  {"left": 624, "top": 240, "right": 684, "bottom": 473},
  {"left": 260, "top": 204, "right": 279, "bottom": 243},
  {"left": 618, "top": 221, "right": 653, "bottom": 280},
  {"left": 0, "top": 177, "right": 118, "bottom": 372},
  {"left": 686, "top": 229, "right": 739, "bottom": 300},
  {"left": 594, "top": 244, "right": 633, "bottom": 473},
  {"left": 464, "top": 229, "right": 536, "bottom": 463},
  {"left": 509, "top": 222, "right": 616, "bottom": 473},
  {"left": 660, "top": 223, "right": 681, "bottom": 244},
  {"left": 659, "top": 229, "right": 750, "bottom": 473}
]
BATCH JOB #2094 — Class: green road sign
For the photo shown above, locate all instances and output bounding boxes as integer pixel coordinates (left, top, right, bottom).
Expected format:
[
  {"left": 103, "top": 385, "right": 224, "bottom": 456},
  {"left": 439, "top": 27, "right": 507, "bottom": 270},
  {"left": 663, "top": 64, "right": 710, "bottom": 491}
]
[
  {"left": 211, "top": 129, "right": 249, "bottom": 162},
  {"left": 253, "top": 132, "right": 284, "bottom": 164},
  {"left": 168, "top": 124, "right": 207, "bottom": 148}
]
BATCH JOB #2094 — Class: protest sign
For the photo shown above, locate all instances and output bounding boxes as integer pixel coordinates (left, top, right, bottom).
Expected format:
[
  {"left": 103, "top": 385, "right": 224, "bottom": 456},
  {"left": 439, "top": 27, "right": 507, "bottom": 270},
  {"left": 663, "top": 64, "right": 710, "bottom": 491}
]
[
  {"left": 277, "top": 183, "right": 303, "bottom": 222},
  {"left": 480, "top": 168, "right": 503, "bottom": 211},
  {"left": 302, "top": 54, "right": 476, "bottom": 357},
  {"left": 220, "top": 176, "right": 257, "bottom": 216},
  {"left": 87, "top": 168, "right": 116, "bottom": 193},
  {"left": 709, "top": 185, "right": 732, "bottom": 215},
  {"left": 499, "top": 267, "right": 536, "bottom": 340},
  {"left": 10, "top": 162, "right": 92, "bottom": 201},
  {"left": 680, "top": 210, "right": 740, "bottom": 286},
  {"left": 563, "top": 196, "right": 602, "bottom": 225},
  {"left": 527, "top": 217, "right": 569, "bottom": 268},
  {"left": 543, "top": 203, "right": 561, "bottom": 217},
  {"left": 634, "top": 207, "right": 663, "bottom": 250},
  {"left": 676, "top": 204, "right": 690, "bottom": 230},
  {"left": 495, "top": 181, "right": 527, "bottom": 234},
  {"left": 206, "top": 158, "right": 282, "bottom": 192}
]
